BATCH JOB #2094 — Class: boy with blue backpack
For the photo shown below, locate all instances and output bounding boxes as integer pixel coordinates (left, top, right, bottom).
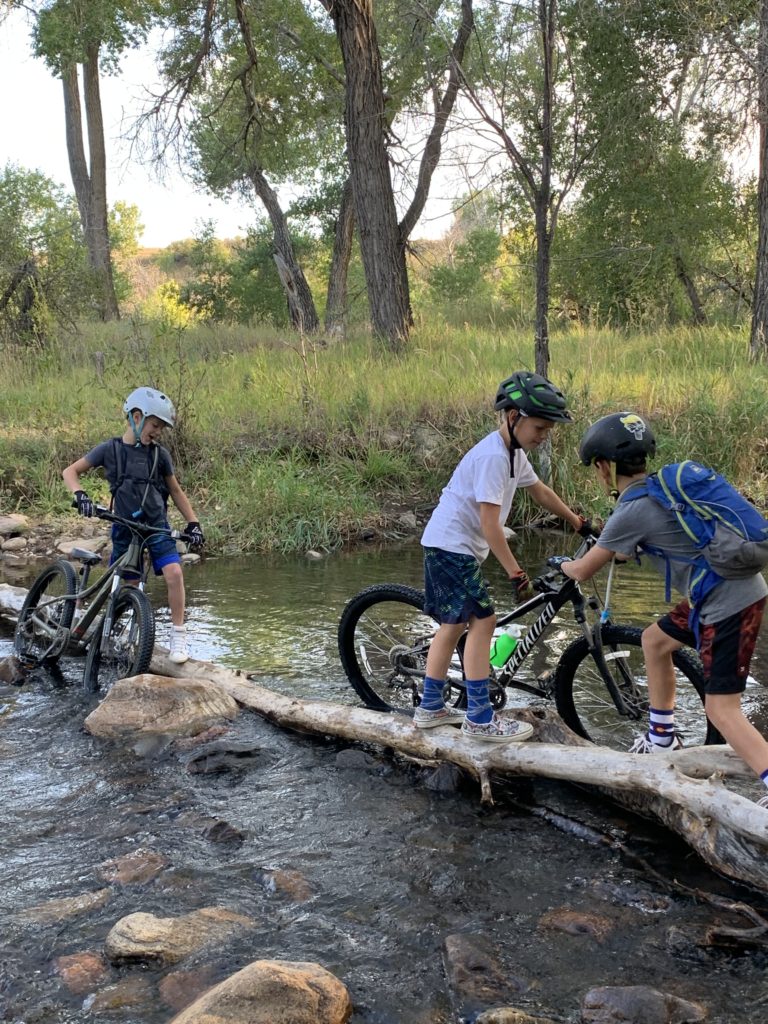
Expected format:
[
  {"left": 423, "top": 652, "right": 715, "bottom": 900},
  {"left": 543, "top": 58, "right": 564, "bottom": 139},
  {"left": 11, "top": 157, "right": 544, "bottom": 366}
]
[{"left": 554, "top": 411, "right": 768, "bottom": 808}]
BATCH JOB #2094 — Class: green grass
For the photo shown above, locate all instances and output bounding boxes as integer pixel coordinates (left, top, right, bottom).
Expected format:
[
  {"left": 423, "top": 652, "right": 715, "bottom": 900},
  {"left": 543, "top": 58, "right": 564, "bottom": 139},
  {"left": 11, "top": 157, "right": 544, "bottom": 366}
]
[{"left": 2, "top": 321, "right": 768, "bottom": 552}]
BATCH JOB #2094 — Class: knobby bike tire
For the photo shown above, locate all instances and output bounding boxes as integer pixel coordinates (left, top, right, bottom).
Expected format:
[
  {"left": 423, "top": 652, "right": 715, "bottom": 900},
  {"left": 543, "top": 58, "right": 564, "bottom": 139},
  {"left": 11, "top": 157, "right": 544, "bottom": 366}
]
[
  {"left": 14, "top": 559, "right": 77, "bottom": 666},
  {"left": 83, "top": 587, "right": 155, "bottom": 694},
  {"left": 553, "top": 623, "right": 720, "bottom": 751},
  {"left": 338, "top": 583, "right": 449, "bottom": 714}
]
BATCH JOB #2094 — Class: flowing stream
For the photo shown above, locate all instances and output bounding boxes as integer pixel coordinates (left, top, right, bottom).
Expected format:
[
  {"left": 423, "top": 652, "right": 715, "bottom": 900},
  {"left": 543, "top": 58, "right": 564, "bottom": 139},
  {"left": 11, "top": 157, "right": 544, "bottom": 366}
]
[{"left": 2, "top": 532, "right": 768, "bottom": 1023}]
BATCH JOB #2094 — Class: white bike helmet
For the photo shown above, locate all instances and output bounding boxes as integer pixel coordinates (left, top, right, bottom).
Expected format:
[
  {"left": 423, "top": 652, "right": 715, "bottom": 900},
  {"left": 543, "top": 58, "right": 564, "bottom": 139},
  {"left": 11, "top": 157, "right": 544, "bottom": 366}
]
[{"left": 123, "top": 387, "right": 176, "bottom": 428}]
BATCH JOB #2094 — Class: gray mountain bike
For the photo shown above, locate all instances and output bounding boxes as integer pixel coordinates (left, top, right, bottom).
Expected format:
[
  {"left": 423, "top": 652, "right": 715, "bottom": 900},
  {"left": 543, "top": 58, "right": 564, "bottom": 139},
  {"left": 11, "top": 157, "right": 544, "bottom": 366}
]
[{"left": 14, "top": 506, "right": 192, "bottom": 693}]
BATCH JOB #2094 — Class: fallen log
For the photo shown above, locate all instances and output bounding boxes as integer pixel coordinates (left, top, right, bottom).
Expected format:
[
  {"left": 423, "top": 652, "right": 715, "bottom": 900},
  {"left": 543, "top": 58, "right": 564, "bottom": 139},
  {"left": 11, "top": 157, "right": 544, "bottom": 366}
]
[
  {"left": 150, "top": 649, "right": 768, "bottom": 894},
  {"left": 1, "top": 582, "right": 767, "bottom": 892}
]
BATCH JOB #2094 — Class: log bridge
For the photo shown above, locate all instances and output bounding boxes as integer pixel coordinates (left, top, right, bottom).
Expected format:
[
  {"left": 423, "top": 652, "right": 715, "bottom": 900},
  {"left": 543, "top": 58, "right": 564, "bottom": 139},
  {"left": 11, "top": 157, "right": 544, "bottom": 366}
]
[{"left": 2, "top": 582, "right": 768, "bottom": 896}]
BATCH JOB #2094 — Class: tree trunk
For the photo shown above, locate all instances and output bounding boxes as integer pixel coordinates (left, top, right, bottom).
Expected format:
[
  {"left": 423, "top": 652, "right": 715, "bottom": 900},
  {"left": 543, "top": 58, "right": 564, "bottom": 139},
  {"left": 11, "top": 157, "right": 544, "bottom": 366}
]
[
  {"left": 247, "top": 166, "right": 320, "bottom": 334},
  {"left": 82, "top": 43, "right": 119, "bottom": 321},
  {"left": 324, "top": 177, "right": 355, "bottom": 338},
  {"left": 327, "top": 0, "right": 412, "bottom": 349},
  {"left": 751, "top": 0, "right": 768, "bottom": 360},
  {"left": 675, "top": 255, "right": 707, "bottom": 325},
  {"left": 534, "top": 198, "right": 551, "bottom": 376},
  {"left": 61, "top": 53, "right": 119, "bottom": 322}
]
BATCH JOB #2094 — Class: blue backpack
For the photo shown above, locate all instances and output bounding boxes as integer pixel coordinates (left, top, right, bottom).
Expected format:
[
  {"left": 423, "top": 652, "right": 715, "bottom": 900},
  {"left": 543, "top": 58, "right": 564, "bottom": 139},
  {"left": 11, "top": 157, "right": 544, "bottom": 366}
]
[{"left": 620, "top": 460, "right": 768, "bottom": 610}]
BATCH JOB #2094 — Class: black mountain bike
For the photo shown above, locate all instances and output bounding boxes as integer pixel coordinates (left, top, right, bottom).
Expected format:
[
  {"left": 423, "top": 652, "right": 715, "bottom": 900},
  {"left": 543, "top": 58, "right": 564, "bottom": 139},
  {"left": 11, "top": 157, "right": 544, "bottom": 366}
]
[
  {"left": 338, "top": 542, "right": 720, "bottom": 751},
  {"left": 14, "top": 507, "right": 192, "bottom": 693}
]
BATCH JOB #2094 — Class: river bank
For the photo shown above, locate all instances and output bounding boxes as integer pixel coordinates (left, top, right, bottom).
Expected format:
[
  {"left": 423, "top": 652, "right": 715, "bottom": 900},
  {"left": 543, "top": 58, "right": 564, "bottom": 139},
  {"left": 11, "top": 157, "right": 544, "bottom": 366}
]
[{"left": 3, "top": 323, "right": 768, "bottom": 556}]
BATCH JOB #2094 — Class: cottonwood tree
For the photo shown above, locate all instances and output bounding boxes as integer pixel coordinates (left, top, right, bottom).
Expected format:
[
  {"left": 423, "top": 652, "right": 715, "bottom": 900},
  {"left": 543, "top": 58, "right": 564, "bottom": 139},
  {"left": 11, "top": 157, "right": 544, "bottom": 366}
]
[
  {"left": 30, "top": 1, "right": 157, "bottom": 320},
  {"left": 453, "top": 0, "right": 602, "bottom": 374},
  {"left": 141, "top": 0, "right": 472, "bottom": 348}
]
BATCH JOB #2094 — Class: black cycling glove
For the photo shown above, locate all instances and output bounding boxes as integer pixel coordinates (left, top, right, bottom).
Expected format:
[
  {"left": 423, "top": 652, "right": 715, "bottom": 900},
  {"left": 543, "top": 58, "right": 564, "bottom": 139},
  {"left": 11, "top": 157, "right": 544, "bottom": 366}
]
[
  {"left": 575, "top": 515, "right": 600, "bottom": 539},
  {"left": 547, "top": 555, "right": 573, "bottom": 574},
  {"left": 73, "top": 490, "right": 94, "bottom": 517},
  {"left": 185, "top": 521, "right": 205, "bottom": 550}
]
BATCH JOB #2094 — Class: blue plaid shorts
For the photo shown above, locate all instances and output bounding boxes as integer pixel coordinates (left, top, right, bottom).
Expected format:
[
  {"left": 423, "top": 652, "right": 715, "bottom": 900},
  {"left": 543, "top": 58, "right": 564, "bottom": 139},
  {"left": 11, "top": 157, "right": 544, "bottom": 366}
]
[{"left": 423, "top": 547, "right": 494, "bottom": 624}]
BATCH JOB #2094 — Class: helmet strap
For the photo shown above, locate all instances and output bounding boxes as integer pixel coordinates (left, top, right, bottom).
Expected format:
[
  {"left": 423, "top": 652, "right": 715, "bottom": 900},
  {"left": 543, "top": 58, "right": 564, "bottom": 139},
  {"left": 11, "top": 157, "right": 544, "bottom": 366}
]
[
  {"left": 128, "top": 411, "right": 146, "bottom": 445},
  {"left": 609, "top": 461, "right": 619, "bottom": 500}
]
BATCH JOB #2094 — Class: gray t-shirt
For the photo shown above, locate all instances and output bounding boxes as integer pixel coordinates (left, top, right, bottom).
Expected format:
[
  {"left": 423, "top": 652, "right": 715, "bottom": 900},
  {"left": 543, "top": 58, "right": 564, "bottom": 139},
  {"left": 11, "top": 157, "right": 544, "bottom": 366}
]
[
  {"left": 598, "top": 483, "right": 768, "bottom": 624},
  {"left": 85, "top": 439, "right": 174, "bottom": 526}
]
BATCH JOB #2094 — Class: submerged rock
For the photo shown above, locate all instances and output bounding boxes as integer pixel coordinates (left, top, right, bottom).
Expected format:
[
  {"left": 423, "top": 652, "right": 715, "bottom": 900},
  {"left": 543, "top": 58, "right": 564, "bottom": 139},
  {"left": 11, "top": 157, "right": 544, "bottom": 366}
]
[
  {"left": 443, "top": 933, "right": 532, "bottom": 1017},
  {"left": 168, "top": 959, "right": 352, "bottom": 1024},
  {"left": 538, "top": 908, "right": 613, "bottom": 942},
  {"left": 0, "top": 654, "right": 26, "bottom": 686},
  {"left": 581, "top": 985, "right": 707, "bottom": 1023},
  {"left": 104, "top": 907, "right": 254, "bottom": 966},
  {"left": 475, "top": 1010, "right": 556, "bottom": 1024},
  {"left": 20, "top": 887, "right": 112, "bottom": 924},
  {"left": 54, "top": 951, "right": 110, "bottom": 995},
  {"left": 97, "top": 848, "right": 169, "bottom": 885},
  {"left": 84, "top": 675, "right": 239, "bottom": 746}
]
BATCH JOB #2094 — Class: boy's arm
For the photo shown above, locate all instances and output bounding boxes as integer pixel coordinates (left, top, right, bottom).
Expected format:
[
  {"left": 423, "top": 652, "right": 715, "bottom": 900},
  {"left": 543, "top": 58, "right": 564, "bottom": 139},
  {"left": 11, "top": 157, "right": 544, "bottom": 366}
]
[
  {"left": 166, "top": 475, "right": 198, "bottom": 524},
  {"left": 479, "top": 502, "right": 523, "bottom": 579},
  {"left": 560, "top": 544, "right": 615, "bottom": 582},
  {"left": 524, "top": 480, "right": 584, "bottom": 533},
  {"left": 62, "top": 456, "right": 93, "bottom": 495}
]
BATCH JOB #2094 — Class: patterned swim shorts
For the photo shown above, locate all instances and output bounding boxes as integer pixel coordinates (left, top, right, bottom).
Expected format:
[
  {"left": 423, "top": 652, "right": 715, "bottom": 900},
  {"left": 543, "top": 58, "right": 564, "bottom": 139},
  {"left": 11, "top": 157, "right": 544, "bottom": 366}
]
[{"left": 423, "top": 547, "right": 494, "bottom": 624}]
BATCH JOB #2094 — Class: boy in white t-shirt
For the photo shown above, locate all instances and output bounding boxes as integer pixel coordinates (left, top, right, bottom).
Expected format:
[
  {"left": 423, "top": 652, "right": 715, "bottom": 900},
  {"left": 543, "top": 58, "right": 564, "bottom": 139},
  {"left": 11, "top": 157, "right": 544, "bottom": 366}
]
[{"left": 416, "top": 371, "right": 593, "bottom": 742}]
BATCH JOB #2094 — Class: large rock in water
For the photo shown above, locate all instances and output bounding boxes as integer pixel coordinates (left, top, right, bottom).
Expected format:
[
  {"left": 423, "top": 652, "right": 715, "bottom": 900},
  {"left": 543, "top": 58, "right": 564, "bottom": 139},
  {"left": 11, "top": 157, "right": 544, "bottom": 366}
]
[
  {"left": 105, "top": 908, "right": 254, "bottom": 966},
  {"left": 84, "top": 675, "right": 239, "bottom": 746},
  {"left": 168, "top": 960, "right": 353, "bottom": 1024}
]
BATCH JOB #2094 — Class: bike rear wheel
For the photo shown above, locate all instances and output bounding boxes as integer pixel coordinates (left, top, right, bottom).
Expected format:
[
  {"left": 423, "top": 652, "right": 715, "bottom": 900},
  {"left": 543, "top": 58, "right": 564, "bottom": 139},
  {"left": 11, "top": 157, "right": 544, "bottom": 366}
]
[
  {"left": 553, "top": 624, "right": 719, "bottom": 750},
  {"left": 338, "top": 584, "right": 465, "bottom": 714},
  {"left": 14, "top": 560, "right": 77, "bottom": 666},
  {"left": 83, "top": 588, "right": 155, "bottom": 694}
]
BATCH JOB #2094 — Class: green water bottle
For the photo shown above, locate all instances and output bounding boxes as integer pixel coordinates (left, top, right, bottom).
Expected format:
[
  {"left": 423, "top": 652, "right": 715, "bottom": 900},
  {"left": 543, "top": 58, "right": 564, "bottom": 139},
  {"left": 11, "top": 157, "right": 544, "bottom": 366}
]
[{"left": 490, "top": 627, "right": 521, "bottom": 668}]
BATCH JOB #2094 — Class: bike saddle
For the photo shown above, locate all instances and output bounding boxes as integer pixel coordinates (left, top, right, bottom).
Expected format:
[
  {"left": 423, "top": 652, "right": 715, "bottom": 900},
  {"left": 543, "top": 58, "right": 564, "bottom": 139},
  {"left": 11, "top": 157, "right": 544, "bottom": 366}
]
[{"left": 69, "top": 548, "right": 102, "bottom": 566}]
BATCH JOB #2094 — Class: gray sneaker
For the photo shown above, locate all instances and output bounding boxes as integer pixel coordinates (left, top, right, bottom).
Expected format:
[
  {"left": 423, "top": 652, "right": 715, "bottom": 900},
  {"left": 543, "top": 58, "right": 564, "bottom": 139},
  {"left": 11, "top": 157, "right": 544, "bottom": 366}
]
[
  {"left": 756, "top": 794, "right": 768, "bottom": 810},
  {"left": 461, "top": 714, "right": 533, "bottom": 743},
  {"left": 413, "top": 705, "right": 466, "bottom": 729}
]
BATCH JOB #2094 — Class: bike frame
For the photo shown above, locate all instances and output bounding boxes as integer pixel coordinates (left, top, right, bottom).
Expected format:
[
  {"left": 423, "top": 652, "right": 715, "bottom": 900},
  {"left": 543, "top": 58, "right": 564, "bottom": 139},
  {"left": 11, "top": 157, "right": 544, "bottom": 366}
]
[
  {"left": 20, "top": 508, "right": 185, "bottom": 662},
  {"left": 450, "top": 570, "right": 640, "bottom": 721}
]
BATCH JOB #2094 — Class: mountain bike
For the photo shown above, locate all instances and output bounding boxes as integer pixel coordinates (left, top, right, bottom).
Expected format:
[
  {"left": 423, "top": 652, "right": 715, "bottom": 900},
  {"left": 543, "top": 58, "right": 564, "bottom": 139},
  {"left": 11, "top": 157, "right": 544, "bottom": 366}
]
[
  {"left": 14, "top": 507, "right": 192, "bottom": 694},
  {"left": 338, "top": 541, "right": 720, "bottom": 751}
]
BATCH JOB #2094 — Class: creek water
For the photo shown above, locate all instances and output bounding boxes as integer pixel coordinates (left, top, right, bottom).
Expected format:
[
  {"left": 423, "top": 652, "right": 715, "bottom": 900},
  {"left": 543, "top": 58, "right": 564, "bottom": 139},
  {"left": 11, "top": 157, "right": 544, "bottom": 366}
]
[{"left": 2, "top": 532, "right": 768, "bottom": 1023}]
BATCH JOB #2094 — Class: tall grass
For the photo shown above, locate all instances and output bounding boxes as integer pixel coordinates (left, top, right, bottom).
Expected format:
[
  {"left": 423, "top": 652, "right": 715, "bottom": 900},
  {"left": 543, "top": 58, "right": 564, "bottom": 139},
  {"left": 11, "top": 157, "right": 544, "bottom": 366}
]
[{"left": 2, "top": 321, "right": 767, "bottom": 551}]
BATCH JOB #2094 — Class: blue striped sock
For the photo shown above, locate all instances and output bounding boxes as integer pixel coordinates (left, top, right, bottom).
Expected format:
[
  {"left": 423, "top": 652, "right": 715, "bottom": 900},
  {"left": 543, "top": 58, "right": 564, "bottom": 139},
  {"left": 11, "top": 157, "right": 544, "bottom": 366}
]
[
  {"left": 761, "top": 768, "right": 768, "bottom": 790},
  {"left": 466, "top": 677, "right": 493, "bottom": 725},
  {"left": 421, "top": 676, "right": 445, "bottom": 711},
  {"left": 648, "top": 707, "right": 675, "bottom": 747}
]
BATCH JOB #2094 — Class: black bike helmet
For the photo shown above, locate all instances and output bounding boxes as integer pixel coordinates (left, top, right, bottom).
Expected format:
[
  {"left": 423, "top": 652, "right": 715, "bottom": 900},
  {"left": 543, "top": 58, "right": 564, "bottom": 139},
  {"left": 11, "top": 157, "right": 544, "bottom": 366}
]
[
  {"left": 493, "top": 371, "right": 572, "bottom": 422},
  {"left": 579, "top": 411, "right": 656, "bottom": 466}
]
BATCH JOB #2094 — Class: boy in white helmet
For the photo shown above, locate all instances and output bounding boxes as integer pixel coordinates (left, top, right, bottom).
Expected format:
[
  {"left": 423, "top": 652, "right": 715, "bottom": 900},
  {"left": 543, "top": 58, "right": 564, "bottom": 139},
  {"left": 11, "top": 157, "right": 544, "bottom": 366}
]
[{"left": 62, "top": 387, "right": 204, "bottom": 665}]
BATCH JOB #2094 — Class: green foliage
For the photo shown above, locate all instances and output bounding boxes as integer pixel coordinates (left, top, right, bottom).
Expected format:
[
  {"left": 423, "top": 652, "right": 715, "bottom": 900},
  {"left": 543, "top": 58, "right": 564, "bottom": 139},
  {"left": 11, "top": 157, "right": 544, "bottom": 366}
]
[
  {"left": 108, "top": 200, "right": 143, "bottom": 303},
  {"left": 428, "top": 229, "right": 500, "bottom": 303},
  {"left": 34, "top": 0, "right": 156, "bottom": 74},
  {"left": 0, "top": 163, "right": 93, "bottom": 344}
]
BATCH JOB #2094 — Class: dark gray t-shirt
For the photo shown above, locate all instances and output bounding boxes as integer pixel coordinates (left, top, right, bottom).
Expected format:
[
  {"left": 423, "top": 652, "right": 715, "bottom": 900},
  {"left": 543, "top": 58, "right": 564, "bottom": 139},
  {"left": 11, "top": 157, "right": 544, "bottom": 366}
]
[
  {"left": 598, "top": 484, "right": 768, "bottom": 624},
  {"left": 85, "top": 439, "right": 174, "bottom": 526}
]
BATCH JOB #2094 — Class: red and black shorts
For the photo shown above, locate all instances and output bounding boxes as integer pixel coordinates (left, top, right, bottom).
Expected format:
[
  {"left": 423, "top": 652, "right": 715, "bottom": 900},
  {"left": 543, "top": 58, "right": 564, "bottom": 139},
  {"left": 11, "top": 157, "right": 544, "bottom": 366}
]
[{"left": 657, "top": 598, "right": 766, "bottom": 695}]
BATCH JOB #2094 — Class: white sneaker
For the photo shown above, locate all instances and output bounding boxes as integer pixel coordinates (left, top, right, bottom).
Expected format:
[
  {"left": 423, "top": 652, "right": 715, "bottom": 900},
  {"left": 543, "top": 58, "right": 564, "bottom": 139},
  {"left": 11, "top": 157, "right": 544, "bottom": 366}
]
[
  {"left": 168, "top": 626, "right": 189, "bottom": 665},
  {"left": 628, "top": 732, "right": 683, "bottom": 753}
]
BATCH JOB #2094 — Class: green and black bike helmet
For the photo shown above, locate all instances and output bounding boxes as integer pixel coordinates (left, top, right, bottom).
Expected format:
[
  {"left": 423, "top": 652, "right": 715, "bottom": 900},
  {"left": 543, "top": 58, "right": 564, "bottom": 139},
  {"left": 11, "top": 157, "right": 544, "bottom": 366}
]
[
  {"left": 579, "top": 411, "right": 656, "bottom": 466},
  {"left": 494, "top": 371, "right": 572, "bottom": 423}
]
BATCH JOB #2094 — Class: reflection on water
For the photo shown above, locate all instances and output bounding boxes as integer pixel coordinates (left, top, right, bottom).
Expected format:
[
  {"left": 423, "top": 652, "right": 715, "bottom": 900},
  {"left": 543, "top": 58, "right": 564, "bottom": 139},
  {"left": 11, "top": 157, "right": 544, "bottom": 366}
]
[{"left": 2, "top": 531, "right": 768, "bottom": 1023}]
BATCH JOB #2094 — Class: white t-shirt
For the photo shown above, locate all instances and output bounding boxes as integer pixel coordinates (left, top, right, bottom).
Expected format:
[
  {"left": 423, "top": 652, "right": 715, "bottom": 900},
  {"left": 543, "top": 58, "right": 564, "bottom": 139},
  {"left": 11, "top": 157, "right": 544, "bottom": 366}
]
[{"left": 421, "top": 430, "right": 538, "bottom": 562}]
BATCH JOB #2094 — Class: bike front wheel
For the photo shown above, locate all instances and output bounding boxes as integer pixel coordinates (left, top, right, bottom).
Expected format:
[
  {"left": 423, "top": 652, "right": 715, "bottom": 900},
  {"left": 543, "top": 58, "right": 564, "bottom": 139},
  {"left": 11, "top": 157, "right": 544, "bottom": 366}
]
[
  {"left": 338, "top": 583, "right": 465, "bottom": 714},
  {"left": 14, "top": 559, "right": 77, "bottom": 666},
  {"left": 83, "top": 588, "right": 155, "bottom": 694},
  {"left": 553, "top": 624, "right": 719, "bottom": 750}
]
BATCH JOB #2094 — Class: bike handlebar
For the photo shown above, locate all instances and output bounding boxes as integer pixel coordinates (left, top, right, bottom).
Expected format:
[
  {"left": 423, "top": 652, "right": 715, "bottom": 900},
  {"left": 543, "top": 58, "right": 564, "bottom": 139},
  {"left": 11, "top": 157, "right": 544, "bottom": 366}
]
[{"left": 71, "top": 501, "right": 193, "bottom": 543}]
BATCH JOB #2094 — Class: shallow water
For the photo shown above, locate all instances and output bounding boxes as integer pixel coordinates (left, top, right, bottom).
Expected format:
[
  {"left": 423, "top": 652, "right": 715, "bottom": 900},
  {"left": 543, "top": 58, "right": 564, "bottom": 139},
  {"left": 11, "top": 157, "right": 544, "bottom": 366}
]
[{"left": 2, "top": 533, "right": 768, "bottom": 1023}]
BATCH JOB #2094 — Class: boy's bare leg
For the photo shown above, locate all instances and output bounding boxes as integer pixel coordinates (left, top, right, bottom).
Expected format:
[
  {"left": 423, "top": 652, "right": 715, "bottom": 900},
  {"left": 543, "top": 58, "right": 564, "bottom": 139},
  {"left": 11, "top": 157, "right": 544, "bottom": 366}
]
[
  {"left": 705, "top": 693, "right": 768, "bottom": 777},
  {"left": 161, "top": 563, "right": 186, "bottom": 627},
  {"left": 425, "top": 622, "right": 468, "bottom": 682},
  {"left": 463, "top": 614, "right": 496, "bottom": 681},
  {"left": 641, "top": 622, "right": 683, "bottom": 708}
]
